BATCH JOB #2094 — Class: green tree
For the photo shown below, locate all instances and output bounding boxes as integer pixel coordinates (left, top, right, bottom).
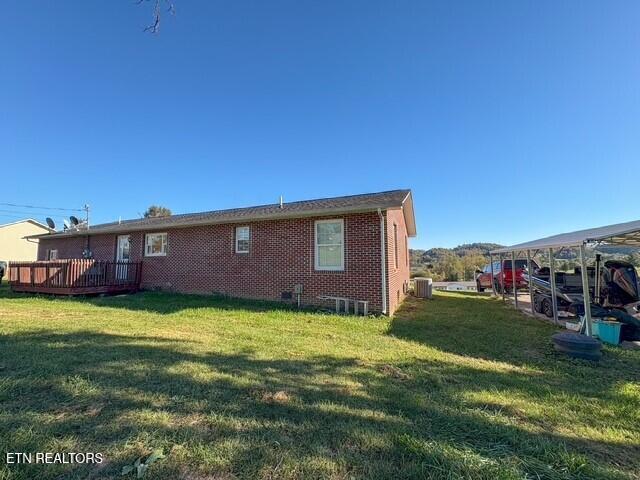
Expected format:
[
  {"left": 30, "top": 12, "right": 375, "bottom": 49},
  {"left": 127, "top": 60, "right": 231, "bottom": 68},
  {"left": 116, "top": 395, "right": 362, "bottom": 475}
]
[
  {"left": 626, "top": 252, "right": 640, "bottom": 268},
  {"left": 144, "top": 205, "right": 172, "bottom": 218},
  {"left": 462, "top": 253, "right": 487, "bottom": 281},
  {"left": 440, "top": 253, "right": 463, "bottom": 281}
]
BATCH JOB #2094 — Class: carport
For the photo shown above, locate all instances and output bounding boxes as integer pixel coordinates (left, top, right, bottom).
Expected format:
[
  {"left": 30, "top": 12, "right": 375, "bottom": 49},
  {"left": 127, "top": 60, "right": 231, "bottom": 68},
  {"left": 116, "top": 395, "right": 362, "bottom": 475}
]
[{"left": 490, "top": 219, "right": 640, "bottom": 336}]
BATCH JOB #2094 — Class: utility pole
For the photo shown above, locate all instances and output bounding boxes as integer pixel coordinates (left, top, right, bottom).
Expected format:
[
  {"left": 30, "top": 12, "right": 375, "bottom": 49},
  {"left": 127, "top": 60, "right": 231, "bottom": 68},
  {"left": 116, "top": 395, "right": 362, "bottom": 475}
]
[{"left": 84, "top": 204, "right": 90, "bottom": 229}]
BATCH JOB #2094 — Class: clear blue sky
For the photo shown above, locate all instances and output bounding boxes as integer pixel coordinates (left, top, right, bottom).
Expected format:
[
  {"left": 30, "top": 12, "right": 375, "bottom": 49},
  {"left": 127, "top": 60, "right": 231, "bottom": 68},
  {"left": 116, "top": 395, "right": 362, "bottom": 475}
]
[{"left": 2, "top": 1, "right": 639, "bottom": 249}]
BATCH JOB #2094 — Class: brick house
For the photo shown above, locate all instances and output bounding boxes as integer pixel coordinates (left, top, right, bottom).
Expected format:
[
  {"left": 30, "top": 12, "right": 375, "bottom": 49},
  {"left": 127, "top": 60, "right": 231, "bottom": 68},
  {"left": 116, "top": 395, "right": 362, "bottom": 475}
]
[{"left": 33, "top": 190, "right": 416, "bottom": 315}]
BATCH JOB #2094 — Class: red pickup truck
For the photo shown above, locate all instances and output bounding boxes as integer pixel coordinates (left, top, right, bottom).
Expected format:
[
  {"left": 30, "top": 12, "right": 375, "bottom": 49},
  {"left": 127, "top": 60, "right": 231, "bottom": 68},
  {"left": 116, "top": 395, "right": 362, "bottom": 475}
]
[{"left": 475, "top": 259, "right": 539, "bottom": 292}]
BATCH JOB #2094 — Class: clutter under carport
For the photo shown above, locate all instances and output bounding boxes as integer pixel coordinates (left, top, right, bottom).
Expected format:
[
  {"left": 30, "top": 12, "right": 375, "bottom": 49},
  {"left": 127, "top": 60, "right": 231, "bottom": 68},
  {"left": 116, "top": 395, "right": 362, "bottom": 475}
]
[{"left": 489, "top": 219, "right": 640, "bottom": 357}]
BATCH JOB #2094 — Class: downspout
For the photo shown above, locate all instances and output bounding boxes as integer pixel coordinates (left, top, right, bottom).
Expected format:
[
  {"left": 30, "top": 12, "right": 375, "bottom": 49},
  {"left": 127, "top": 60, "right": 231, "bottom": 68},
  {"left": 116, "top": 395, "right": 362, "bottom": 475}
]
[{"left": 378, "top": 208, "right": 387, "bottom": 315}]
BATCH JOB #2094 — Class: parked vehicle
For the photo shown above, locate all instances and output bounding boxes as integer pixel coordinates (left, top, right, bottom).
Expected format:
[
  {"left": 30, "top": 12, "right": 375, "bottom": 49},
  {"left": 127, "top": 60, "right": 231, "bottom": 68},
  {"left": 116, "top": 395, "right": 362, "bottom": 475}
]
[
  {"left": 527, "top": 259, "right": 640, "bottom": 340},
  {"left": 529, "top": 260, "right": 640, "bottom": 317},
  {"left": 476, "top": 259, "right": 539, "bottom": 292}
]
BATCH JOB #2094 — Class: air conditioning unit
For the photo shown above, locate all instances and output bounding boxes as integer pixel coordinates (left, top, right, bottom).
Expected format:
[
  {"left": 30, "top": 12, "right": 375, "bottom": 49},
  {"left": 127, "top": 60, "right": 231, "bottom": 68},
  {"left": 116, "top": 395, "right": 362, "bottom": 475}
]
[{"left": 414, "top": 278, "right": 433, "bottom": 299}]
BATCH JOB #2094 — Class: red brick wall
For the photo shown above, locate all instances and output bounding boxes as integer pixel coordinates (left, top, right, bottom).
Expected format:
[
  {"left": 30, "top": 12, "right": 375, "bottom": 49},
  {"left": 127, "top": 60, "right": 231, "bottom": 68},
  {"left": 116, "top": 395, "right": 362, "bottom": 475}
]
[
  {"left": 37, "top": 212, "right": 388, "bottom": 312},
  {"left": 386, "top": 208, "right": 410, "bottom": 315},
  {"left": 38, "top": 235, "right": 87, "bottom": 260}
]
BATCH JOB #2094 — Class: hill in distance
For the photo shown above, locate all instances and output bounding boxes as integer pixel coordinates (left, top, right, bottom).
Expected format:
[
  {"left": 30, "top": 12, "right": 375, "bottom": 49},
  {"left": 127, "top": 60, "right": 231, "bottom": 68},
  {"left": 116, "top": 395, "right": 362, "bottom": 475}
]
[{"left": 410, "top": 243, "right": 503, "bottom": 281}]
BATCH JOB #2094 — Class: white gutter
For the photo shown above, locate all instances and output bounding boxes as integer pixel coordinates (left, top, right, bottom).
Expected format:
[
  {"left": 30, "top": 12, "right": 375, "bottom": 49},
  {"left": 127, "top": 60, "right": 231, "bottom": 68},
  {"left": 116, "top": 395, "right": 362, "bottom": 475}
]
[{"left": 378, "top": 208, "right": 387, "bottom": 314}]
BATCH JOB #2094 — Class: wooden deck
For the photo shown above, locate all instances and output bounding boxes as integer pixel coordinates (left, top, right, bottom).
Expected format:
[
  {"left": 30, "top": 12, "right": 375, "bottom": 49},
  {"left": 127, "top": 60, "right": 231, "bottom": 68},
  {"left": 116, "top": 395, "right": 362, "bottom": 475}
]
[{"left": 8, "top": 259, "right": 142, "bottom": 295}]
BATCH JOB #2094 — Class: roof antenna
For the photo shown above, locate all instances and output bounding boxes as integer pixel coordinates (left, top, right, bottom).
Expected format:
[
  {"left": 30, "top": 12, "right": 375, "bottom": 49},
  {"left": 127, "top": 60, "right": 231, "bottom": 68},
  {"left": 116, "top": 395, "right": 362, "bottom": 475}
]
[
  {"left": 279, "top": 195, "right": 284, "bottom": 209},
  {"left": 83, "top": 204, "right": 90, "bottom": 230}
]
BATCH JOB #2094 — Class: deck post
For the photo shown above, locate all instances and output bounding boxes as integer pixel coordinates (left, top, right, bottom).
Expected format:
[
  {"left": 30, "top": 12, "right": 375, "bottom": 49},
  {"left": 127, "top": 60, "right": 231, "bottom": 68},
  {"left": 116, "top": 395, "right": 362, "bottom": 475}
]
[
  {"left": 579, "top": 243, "right": 593, "bottom": 336},
  {"left": 548, "top": 248, "right": 559, "bottom": 325}
]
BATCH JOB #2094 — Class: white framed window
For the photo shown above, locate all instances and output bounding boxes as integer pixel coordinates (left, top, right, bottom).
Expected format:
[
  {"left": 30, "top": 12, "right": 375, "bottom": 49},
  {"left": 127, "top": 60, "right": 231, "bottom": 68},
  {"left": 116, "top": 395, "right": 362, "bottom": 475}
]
[
  {"left": 315, "top": 219, "right": 344, "bottom": 271},
  {"left": 235, "top": 226, "right": 250, "bottom": 253},
  {"left": 145, "top": 232, "right": 167, "bottom": 256},
  {"left": 48, "top": 249, "right": 58, "bottom": 260}
]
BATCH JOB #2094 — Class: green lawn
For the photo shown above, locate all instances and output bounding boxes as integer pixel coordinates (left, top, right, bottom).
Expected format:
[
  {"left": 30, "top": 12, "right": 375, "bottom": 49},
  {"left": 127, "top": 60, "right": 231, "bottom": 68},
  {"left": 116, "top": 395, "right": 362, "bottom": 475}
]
[{"left": 0, "top": 285, "right": 638, "bottom": 480}]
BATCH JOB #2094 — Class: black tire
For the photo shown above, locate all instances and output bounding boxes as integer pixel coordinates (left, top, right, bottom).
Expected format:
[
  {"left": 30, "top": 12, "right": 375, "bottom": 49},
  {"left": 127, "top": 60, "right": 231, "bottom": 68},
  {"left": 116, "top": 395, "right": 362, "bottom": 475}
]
[
  {"left": 476, "top": 281, "right": 485, "bottom": 292},
  {"left": 552, "top": 332, "right": 602, "bottom": 361},
  {"left": 542, "top": 297, "right": 554, "bottom": 318},
  {"left": 533, "top": 294, "right": 543, "bottom": 313}
]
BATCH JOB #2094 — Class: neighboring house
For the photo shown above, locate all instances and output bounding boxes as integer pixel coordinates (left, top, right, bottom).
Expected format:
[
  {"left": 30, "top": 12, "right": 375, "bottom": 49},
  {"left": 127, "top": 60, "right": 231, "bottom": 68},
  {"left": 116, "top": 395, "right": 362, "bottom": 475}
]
[
  {"left": 31, "top": 190, "right": 417, "bottom": 315},
  {"left": 0, "top": 219, "right": 53, "bottom": 277}
]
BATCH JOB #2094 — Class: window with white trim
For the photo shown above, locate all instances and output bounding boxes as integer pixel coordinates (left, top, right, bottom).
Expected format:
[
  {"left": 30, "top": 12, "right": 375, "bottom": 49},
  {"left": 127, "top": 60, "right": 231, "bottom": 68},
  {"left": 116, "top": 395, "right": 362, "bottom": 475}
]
[
  {"left": 145, "top": 233, "right": 167, "bottom": 256},
  {"left": 235, "top": 226, "right": 250, "bottom": 253},
  {"left": 48, "top": 249, "right": 58, "bottom": 260},
  {"left": 315, "top": 219, "right": 344, "bottom": 271}
]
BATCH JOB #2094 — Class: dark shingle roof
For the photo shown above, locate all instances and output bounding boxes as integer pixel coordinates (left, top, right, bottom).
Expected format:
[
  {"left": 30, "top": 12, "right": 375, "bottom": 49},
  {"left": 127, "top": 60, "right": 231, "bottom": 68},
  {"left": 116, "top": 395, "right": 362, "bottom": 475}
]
[{"left": 37, "top": 189, "right": 415, "bottom": 238}]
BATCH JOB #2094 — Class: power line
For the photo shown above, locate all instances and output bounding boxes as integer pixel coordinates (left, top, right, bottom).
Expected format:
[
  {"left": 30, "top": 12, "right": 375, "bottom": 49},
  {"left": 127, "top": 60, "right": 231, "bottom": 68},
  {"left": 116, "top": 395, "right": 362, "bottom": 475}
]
[
  {"left": 0, "top": 202, "right": 83, "bottom": 212},
  {"left": 0, "top": 213, "right": 34, "bottom": 220},
  {"left": 0, "top": 208, "right": 82, "bottom": 218}
]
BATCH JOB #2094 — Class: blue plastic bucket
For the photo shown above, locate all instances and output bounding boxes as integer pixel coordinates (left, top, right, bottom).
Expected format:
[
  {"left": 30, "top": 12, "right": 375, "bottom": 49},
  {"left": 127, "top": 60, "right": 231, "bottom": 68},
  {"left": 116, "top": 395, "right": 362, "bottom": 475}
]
[
  {"left": 593, "top": 320, "right": 622, "bottom": 345},
  {"left": 592, "top": 320, "right": 600, "bottom": 337}
]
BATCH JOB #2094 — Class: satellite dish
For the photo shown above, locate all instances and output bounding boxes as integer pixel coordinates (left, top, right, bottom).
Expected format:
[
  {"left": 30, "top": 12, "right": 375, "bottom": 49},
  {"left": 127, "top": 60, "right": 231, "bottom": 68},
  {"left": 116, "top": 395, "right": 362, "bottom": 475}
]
[
  {"left": 45, "top": 217, "right": 56, "bottom": 230},
  {"left": 69, "top": 215, "right": 79, "bottom": 226},
  {"left": 63, "top": 219, "right": 70, "bottom": 230}
]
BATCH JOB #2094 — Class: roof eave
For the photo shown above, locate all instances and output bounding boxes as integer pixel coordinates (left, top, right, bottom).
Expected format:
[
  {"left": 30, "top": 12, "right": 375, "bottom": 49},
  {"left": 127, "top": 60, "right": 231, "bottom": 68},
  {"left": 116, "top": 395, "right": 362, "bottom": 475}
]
[
  {"left": 30, "top": 204, "right": 406, "bottom": 240},
  {"left": 401, "top": 191, "right": 417, "bottom": 237},
  {"left": 0, "top": 218, "right": 54, "bottom": 231}
]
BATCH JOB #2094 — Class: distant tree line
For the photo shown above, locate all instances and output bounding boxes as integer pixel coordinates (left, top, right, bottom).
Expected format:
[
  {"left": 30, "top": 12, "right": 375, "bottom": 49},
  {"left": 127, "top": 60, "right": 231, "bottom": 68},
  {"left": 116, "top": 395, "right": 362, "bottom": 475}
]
[
  {"left": 410, "top": 243, "right": 502, "bottom": 281},
  {"left": 410, "top": 243, "right": 640, "bottom": 282}
]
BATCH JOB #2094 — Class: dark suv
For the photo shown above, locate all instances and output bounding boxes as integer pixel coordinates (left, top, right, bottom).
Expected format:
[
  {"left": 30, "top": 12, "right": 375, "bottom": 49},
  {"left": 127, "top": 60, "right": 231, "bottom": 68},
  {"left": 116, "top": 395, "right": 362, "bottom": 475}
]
[{"left": 476, "top": 259, "right": 539, "bottom": 292}]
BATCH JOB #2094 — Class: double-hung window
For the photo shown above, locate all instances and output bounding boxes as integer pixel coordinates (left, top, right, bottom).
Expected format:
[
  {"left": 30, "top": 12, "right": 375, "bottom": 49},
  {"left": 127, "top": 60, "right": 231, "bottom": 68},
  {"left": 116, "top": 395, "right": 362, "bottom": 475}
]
[
  {"left": 145, "top": 233, "right": 167, "bottom": 256},
  {"left": 235, "top": 226, "right": 250, "bottom": 253},
  {"left": 315, "top": 219, "right": 344, "bottom": 271},
  {"left": 48, "top": 249, "right": 58, "bottom": 260}
]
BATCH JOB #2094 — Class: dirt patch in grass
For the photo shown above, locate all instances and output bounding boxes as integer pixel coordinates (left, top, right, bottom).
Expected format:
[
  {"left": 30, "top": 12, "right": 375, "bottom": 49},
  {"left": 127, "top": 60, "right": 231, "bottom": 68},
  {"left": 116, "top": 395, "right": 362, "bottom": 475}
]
[
  {"left": 260, "top": 390, "right": 292, "bottom": 404},
  {"left": 378, "top": 364, "right": 411, "bottom": 381}
]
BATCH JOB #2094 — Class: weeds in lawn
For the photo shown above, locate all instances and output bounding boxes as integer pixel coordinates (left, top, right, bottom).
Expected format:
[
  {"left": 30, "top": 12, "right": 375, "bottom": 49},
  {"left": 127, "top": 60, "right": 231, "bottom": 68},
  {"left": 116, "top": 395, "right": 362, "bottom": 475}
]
[{"left": 121, "top": 449, "right": 165, "bottom": 478}]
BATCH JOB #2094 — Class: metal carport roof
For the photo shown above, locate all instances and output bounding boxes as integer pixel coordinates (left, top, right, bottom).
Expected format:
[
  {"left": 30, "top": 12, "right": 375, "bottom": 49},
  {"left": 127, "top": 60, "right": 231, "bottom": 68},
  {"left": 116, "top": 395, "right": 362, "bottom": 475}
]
[
  {"left": 488, "top": 218, "right": 640, "bottom": 337},
  {"left": 491, "top": 219, "right": 640, "bottom": 254}
]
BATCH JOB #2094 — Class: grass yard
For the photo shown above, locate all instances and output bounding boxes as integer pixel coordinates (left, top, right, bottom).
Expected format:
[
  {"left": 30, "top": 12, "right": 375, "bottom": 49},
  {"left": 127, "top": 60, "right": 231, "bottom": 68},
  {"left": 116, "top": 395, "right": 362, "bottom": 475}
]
[{"left": 0, "top": 285, "right": 639, "bottom": 480}]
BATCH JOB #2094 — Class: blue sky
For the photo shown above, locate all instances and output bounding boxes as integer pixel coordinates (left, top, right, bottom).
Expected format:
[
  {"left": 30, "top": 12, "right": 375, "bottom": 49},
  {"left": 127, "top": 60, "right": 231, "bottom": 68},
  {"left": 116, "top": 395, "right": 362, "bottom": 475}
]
[{"left": 1, "top": 1, "right": 639, "bottom": 249}]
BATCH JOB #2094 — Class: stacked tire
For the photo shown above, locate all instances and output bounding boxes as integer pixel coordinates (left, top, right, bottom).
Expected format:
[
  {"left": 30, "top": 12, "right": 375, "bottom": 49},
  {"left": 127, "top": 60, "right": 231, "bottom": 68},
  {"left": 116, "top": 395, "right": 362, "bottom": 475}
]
[{"left": 552, "top": 332, "right": 602, "bottom": 361}]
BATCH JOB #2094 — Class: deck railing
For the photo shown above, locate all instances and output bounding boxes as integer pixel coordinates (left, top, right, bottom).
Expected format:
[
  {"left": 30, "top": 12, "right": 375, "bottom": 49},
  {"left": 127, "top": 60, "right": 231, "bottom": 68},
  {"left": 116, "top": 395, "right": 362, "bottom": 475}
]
[{"left": 8, "top": 259, "right": 142, "bottom": 294}]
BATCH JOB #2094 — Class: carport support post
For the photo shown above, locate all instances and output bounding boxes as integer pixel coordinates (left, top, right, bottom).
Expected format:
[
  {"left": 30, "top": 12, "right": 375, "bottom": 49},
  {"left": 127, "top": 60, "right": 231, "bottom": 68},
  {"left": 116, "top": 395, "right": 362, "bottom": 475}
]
[
  {"left": 500, "top": 253, "right": 506, "bottom": 302},
  {"left": 490, "top": 253, "right": 496, "bottom": 296},
  {"left": 548, "top": 248, "right": 559, "bottom": 325},
  {"left": 511, "top": 250, "right": 518, "bottom": 309},
  {"left": 526, "top": 250, "right": 535, "bottom": 316},
  {"left": 579, "top": 243, "right": 593, "bottom": 336}
]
